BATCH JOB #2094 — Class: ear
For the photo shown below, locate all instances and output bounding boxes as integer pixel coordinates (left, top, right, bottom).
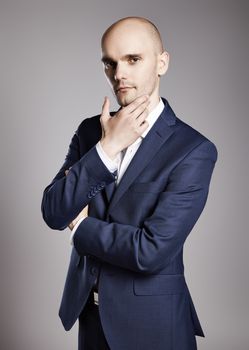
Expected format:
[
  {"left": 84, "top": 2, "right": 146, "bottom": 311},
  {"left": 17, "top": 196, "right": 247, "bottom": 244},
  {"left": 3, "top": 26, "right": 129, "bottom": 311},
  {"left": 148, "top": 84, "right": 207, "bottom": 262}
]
[{"left": 157, "top": 51, "right": 169, "bottom": 76}]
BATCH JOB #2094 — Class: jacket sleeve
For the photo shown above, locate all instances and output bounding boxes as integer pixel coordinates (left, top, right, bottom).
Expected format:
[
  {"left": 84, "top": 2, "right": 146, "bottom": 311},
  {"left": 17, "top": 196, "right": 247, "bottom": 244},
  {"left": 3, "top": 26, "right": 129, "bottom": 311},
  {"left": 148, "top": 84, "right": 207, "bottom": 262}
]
[
  {"left": 41, "top": 123, "right": 115, "bottom": 230},
  {"left": 73, "top": 139, "right": 218, "bottom": 274}
]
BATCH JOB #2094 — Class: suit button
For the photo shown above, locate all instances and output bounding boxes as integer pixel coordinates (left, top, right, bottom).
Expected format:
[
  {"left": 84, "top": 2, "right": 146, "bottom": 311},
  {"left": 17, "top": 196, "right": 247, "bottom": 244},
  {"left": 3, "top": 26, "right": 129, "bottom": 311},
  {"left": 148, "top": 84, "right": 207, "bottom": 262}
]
[{"left": 90, "top": 267, "right": 98, "bottom": 275}]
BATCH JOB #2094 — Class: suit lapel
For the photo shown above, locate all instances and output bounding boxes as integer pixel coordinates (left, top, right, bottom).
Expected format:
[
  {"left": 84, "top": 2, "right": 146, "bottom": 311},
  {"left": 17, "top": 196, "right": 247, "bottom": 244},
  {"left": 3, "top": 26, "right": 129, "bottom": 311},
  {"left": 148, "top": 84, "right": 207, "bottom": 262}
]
[{"left": 107, "top": 99, "right": 177, "bottom": 213}]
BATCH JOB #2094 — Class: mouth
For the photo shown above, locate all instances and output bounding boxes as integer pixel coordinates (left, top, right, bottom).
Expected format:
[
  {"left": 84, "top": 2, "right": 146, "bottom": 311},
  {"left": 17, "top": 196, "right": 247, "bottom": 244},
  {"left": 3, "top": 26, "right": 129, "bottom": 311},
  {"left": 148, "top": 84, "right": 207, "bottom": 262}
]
[{"left": 115, "top": 86, "right": 134, "bottom": 94}]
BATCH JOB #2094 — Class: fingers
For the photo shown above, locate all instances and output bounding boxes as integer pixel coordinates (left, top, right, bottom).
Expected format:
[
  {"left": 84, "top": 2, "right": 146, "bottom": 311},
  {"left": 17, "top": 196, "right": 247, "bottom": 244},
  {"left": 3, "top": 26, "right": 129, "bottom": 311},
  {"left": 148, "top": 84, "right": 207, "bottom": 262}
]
[
  {"left": 125, "top": 95, "right": 149, "bottom": 114},
  {"left": 101, "top": 96, "right": 110, "bottom": 121},
  {"left": 117, "top": 95, "right": 150, "bottom": 137},
  {"left": 138, "top": 119, "right": 149, "bottom": 134},
  {"left": 135, "top": 107, "right": 149, "bottom": 124},
  {"left": 135, "top": 109, "right": 149, "bottom": 134},
  {"left": 82, "top": 205, "right": 88, "bottom": 217},
  {"left": 132, "top": 100, "right": 149, "bottom": 120},
  {"left": 75, "top": 205, "right": 88, "bottom": 221}
]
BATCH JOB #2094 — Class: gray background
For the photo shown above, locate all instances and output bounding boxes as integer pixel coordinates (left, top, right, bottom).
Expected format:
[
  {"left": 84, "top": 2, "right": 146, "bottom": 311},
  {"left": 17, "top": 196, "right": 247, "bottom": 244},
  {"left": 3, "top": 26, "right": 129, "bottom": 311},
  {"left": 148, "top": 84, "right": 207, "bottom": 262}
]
[{"left": 0, "top": 0, "right": 248, "bottom": 349}]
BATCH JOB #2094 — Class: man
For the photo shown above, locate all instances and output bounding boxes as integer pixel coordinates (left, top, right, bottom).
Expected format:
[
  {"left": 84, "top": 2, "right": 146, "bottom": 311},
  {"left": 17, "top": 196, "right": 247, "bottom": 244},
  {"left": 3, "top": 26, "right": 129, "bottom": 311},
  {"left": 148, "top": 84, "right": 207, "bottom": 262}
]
[{"left": 41, "top": 17, "right": 218, "bottom": 350}]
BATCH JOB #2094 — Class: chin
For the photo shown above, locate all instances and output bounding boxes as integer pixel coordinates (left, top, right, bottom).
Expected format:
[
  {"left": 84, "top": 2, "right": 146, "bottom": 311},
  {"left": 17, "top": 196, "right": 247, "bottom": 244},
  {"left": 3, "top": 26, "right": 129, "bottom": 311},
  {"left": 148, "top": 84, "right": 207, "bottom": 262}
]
[{"left": 117, "top": 93, "right": 137, "bottom": 107}]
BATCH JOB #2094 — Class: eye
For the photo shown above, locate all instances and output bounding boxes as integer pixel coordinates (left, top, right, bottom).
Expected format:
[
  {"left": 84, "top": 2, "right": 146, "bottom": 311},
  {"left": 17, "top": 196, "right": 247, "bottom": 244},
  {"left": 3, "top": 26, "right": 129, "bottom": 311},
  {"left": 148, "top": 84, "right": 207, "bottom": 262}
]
[
  {"left": 103, "top": 61, "right": 116, "bottom": 70},
  {"left": 128, "top": 57, "right": 141, "bottom": 64}
]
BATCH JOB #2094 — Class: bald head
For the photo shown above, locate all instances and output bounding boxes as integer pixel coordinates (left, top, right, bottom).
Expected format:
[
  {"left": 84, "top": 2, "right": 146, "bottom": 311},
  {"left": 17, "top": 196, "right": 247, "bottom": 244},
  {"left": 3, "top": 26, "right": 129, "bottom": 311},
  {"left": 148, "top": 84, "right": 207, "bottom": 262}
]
[
  {"left": 101, "top": 17, "right": 169, "bottom": 108},
  {"left": 101, "top": 17, "right": 164, "bottom": 54}
]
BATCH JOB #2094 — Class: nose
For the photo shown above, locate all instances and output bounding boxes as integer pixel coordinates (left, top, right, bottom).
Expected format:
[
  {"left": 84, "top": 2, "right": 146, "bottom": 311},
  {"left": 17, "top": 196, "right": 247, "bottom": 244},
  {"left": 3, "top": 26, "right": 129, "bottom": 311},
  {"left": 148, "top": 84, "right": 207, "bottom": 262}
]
[{"left": 114, "top": 62, "right": 127, "bottom": 81}]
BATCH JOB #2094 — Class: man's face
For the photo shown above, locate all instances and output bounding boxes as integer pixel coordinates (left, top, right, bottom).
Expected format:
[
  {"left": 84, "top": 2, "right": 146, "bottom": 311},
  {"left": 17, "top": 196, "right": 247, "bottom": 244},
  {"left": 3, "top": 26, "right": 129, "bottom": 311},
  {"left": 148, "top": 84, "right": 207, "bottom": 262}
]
[{"left": 101, "top": 23, "right": 162, "bottom": 107}]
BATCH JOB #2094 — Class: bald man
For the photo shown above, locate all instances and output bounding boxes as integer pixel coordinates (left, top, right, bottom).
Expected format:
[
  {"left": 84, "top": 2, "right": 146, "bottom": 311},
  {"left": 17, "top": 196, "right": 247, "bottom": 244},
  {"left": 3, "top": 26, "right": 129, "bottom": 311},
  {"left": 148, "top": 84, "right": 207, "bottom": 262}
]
[{"left": 42, "top": 17, "right": 218, "bottom": 350}]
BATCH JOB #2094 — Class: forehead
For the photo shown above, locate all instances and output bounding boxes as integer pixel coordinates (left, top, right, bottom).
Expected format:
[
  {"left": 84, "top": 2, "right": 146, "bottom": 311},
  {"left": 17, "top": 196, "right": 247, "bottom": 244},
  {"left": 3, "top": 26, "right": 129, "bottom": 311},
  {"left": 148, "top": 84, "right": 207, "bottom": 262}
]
[{"left": 101, "top": 22, "right": 154, "bottom": 58}]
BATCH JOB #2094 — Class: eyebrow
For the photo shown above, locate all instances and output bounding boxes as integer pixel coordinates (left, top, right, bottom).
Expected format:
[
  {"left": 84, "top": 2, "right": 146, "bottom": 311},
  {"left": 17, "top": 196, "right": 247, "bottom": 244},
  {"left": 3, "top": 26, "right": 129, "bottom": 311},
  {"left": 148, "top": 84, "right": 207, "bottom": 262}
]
[
  {"left": 101, "top": 53, "right": 143, "bottom": 63},
  {"left": 101, "top": 56, "right": 113, "bottom": 63}
]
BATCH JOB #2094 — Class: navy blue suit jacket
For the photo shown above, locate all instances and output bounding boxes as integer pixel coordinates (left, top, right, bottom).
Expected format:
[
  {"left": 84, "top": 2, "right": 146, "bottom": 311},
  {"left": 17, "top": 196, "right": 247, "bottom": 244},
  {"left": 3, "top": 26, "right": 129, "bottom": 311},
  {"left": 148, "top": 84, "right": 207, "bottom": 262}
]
[{"left": 41, "top": 98, "right": 217, "bottom": 350}]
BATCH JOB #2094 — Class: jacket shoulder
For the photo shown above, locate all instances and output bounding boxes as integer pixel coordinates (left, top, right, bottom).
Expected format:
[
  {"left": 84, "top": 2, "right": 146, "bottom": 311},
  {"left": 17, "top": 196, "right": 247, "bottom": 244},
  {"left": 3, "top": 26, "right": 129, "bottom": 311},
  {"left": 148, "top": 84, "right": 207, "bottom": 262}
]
[
  {"left": 74, "top": 115, "right": 102, "bottom": 150},
  {"left": 77, "top": 114, "right": 101, "bottom": 133},
  {"left": 173, "top": 116, "right": 218, "bottom": 160},
  {"left": 163, "top": 98, "right": 217, "bottom": 154}
]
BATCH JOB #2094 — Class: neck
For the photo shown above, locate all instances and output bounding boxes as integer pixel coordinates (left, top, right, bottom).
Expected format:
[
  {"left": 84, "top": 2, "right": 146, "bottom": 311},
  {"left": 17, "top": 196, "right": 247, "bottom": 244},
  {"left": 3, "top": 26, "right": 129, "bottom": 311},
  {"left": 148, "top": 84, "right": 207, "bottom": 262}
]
[{"left": 147, "top": 93, "right": 161, "bottom": 114}]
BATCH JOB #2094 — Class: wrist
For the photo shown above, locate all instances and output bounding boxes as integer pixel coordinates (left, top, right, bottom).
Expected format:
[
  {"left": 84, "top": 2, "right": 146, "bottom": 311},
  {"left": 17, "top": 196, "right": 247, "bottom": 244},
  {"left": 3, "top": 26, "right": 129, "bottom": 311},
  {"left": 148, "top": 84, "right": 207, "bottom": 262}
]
[{"left": 100, "top": 137, "right": 122, "bottom": 160}]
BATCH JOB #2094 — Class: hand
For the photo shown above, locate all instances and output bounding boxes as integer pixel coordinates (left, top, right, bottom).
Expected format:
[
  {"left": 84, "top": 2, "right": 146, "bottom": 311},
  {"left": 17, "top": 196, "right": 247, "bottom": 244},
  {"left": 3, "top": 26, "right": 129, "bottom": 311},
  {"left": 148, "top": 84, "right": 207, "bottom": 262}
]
[
  {"left": 100, "top": 95, "right": 150, "bottom": 159},
  {"left": 68, "top": 205, "right": 88, "bottom": 231},
  {"left": 65, "top": 168, "right": 89, "bottom": 231}
]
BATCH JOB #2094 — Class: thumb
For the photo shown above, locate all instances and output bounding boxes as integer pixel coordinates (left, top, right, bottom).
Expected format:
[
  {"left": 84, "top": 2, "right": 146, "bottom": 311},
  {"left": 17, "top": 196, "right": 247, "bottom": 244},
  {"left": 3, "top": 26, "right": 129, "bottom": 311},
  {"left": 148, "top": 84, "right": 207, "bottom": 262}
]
[{"left": 101, "top": 96, "right": 110, "bottom": 120}]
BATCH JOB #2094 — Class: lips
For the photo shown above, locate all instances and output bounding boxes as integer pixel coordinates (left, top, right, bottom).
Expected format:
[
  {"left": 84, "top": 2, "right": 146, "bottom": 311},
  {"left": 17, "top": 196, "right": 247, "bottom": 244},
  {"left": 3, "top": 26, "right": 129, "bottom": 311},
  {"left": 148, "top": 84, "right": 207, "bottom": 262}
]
[{"left": 116, "top": 86, "right": 133, "bottom": 93}]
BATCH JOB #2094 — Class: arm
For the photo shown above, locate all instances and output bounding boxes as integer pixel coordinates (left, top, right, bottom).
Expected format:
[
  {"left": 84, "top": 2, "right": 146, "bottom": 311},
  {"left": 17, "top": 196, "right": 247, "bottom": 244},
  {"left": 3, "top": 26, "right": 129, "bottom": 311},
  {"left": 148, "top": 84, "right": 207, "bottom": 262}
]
[
  {"left": 41, "top": 126, "right": 115, "bottom": 230},
  {"left": 73, "top": 140, "right": 218, "bottom": 274},
  {"left": 41, "top": 95, "right": 150, "bottom": 231},
  {"left": 68, "top": 140, "right": 120, "bottom": 241}
]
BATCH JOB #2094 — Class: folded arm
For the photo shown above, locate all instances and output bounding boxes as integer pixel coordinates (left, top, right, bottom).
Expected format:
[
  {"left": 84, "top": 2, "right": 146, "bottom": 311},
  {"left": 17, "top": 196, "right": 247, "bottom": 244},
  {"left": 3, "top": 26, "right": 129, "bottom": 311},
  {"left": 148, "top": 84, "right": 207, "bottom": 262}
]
[
  {"left": 73, "top": 140, "right": 218, "bottom": 274},
  {"left": 41, "top": 127, "right": 115, "bottom": 230}
]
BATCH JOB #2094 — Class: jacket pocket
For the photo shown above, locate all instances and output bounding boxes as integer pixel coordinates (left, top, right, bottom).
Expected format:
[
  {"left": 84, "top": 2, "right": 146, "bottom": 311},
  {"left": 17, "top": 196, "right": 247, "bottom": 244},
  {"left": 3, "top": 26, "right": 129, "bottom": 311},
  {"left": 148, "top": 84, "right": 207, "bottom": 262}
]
[{"left": 133, "top": 274, "right": 186, "bottom": 296}]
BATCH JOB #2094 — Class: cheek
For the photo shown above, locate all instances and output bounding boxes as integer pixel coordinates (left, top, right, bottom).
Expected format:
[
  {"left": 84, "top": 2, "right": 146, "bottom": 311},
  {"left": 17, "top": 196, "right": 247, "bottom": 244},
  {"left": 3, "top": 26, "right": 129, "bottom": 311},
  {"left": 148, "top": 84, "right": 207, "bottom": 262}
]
[
  {"left": 138, "top": 61, "right": 157, "bottom": 79},
  {"left": 137, "top": 65, "right": 158, "bottom": 88},
  {"left": 105, "top": 70, "right": 114, "bottom": 83}
]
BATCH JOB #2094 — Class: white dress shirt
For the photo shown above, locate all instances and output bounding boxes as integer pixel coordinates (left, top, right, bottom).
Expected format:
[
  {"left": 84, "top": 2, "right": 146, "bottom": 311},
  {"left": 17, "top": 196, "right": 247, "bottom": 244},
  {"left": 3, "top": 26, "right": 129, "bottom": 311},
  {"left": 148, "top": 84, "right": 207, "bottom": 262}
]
[{"left": 70, "top": 98, "right": 165, "bottom": 244}]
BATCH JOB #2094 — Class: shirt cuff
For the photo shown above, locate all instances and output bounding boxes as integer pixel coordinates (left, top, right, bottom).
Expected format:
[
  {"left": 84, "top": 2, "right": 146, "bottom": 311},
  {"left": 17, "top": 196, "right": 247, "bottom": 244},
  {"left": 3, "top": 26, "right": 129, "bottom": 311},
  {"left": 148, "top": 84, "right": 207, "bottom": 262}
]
[
  {"left": 96, "top": 141, "right": 120, "bottom": 173},
  {"left": 70, "top": 216, "right": 86, "bottom": 246}
]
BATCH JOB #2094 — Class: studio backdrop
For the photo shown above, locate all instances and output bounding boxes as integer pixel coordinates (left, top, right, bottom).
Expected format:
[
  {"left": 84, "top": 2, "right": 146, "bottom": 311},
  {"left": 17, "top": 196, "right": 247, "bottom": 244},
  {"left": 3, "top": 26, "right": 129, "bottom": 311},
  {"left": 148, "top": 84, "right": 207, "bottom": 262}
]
[{"left": 0, "top": 0, "right": 248, "bottom": 349}]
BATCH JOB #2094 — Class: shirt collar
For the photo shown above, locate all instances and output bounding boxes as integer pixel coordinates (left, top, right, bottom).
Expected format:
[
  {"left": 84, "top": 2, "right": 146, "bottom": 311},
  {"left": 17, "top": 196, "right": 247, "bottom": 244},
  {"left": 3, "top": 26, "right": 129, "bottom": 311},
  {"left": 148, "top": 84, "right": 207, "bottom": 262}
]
[{"left": 141, "top": 97, "right": 164, "bottom": 139}]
